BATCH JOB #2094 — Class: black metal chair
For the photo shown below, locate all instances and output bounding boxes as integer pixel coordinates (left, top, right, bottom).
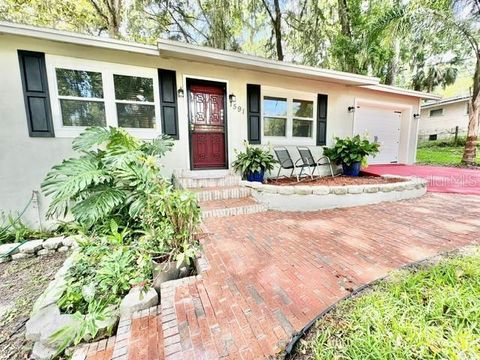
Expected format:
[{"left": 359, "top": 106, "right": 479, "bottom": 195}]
[
  {"left": 297, "top": 146, "right": 334, "bottom": 179},
  {"left": 273, "top": 147, "right": 302, "bottom": 181}
]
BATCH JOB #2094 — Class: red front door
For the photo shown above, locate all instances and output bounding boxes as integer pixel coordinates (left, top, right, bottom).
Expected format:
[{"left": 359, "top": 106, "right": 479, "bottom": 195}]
[{"left": 189, "top": 83, "right": 226, "bottom": 169}]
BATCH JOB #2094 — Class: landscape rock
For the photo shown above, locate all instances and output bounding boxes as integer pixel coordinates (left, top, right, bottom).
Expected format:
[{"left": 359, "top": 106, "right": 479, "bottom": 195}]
[
  {"left": 277, "top": 186, "right": 295, "bottom": 195},
  {"left": 61, "top": 236, "right": 79, "bottom": 247},
  {"left": 262, "top": 184, "right": 278, "bottom": 194},
  {"left": 12, "top": 252, "right": 34, "bottom": 260},
  {"left": 347, "top": 186, "right": 363, "bottom": 194},
  {"left": 26, "top": 304, "right": 60, "bottom": 341},
  {"left": 33, "top": 278, "right": 67, "bottom": 313},
  {"left": 43, "top": 237, "right": 64, "bottom": 250},
  {"left": 38, "top": 249, "right": 55, "bottom": 256},
  {"left": 405, "top": 182, "right": 416, "bottom": 190},
  {"left": 95, "top": 307, "right": 120, "bottom": 339},
  {"left": 0, "top": 243, "right": 20, "bottom": 256},
  {"left": 294, "top": 186, "right": 313, "bottom": 195},
  {"left": 39, "top": 313, "right": 79, "bottom": 349},
  {"left": 57, "top": 246, "right": 70, "bottom": 253},
  {"left": 19, "top": 239, "right": 44, "bottom": 254},
  {"left": 120, "top": 287, "right": 158, "bottom": 317},
  {"left": 54, "top": 255, "right": 76, "bottom": 280},
  {"left": 0, "top": 256, "right": 11, "bottom": 263},
  {"left": 331, "top": 187, "right": 348, "bottom": 195},
  {"left": 312, "top": 186, "right": 329, "bottom": 195},
  {"left": 31, "top": 341, "right": 57, "bottom": 360}
]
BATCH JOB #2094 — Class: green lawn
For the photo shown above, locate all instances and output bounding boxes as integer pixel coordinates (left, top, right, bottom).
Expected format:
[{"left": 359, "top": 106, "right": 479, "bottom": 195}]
[
  {"left": 297, "top": 249, "right": 480, "bottom": 359},
  {"left": 416, "top": 146, "right": 465, "bottom": 165}
]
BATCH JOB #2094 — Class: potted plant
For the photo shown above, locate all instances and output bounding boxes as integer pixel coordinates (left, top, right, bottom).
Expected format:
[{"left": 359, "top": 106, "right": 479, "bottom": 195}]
[
  {"left": 323, "top": 135, "right": 380, "bottom": 176},
  {"left": 232, "top": 141, "right": 277, "bottom": 182}
]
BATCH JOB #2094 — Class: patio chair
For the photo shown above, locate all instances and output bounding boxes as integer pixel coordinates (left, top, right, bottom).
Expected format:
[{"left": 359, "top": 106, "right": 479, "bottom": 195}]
[
  {"left": 296, "top": 146, "right": 335, "bottom": 179},
  {"left": 273, "top": 147, "right": 303, "bottom": 182}
]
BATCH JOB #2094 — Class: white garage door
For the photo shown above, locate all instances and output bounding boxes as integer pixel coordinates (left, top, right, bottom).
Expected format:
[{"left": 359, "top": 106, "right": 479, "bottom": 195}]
[{"left": 354, "top": 106, "right": 401, "bottom": 164}]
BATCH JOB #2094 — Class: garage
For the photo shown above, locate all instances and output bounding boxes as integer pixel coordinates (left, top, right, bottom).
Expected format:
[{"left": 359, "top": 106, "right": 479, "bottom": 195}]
[{"left": 354, "top": 105, "right": 402, "bottom": 164}]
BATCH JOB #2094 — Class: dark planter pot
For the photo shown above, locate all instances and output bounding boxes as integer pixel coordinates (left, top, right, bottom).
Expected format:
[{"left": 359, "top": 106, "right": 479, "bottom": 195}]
[
  {"left": 246, "top": 170, "right": 265, "bottom": 182},
  {"left": 152, "top": 260, "right": 188, "bottom": 293},
  {"left": 342, "top": 161, "right": 361, "bottom": 177}
]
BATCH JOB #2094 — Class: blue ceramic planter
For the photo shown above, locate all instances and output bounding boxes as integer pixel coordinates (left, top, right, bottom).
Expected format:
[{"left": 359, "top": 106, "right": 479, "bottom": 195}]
[
  {"left": 246, "top": 170, "right": 265, "bottom": 182},
  {"left": 342, "top": 161, "right": 361, "bottom": 177}
]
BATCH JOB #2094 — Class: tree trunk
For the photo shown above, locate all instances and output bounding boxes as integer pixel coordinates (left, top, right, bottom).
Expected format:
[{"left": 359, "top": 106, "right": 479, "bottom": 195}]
[
  {"left": 89, "top": 0, "right": 122, "bottom": 38},
  {"left": 273, "top": 0, "right": 283, "bottom": 61},
  {"left": 385, "top": 38, "right": 400, "bottom": 85},
  {"left": 462, "top": 53, "right": 480, "bottom": 165},
  {"left": 337, "top": 0, "right": 352, "bottom": 37}
]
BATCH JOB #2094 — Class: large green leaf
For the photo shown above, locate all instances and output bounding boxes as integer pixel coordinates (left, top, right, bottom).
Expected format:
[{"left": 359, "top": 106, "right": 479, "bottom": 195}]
[
  {"left": 41, "top": 155, "right": 111, "bottom": 218},
  {"left": 72, "top": 127, "right": 112, "bottom": 152},
  {"left": 71, "top": 186, "right": 126, "bottom": 225}
]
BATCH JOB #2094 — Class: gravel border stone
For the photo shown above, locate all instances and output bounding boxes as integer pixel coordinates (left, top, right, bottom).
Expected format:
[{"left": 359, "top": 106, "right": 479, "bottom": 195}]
[
  {"left": 0, "top": 235, "right": 78, "bottom": 264},
  {"left": 240, "top": 175, "right": 428, "bottom": 211}
]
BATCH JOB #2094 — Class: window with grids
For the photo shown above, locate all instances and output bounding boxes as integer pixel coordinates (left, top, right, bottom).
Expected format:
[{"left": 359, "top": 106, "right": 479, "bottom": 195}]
[
  {"left": 263, "top": 94, "right": 315, "bottom": 140},
  {"left": 292, "top": 99, "right": 314, "bottom": 137},
  {"left": 263, "top": 96, "right": 287, "bottom": 136},
  {"left": 56, "top": 68, "right": 106, "bottom": 127},
  {"left": 49, "top": 56, "right": 160, "bottom": 138},
  {"left": 114, "top": 75, "right": 155, "bottom": 129}
]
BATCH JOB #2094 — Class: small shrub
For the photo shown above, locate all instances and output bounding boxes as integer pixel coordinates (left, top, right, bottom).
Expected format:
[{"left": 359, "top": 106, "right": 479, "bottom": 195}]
[
  {"left": 0, "top": 213, "right": 53, "bottom": 245},
  {"left": 232, "top": 141, "right": 277, "bottom": 178},
  {"left": 418, "top": 136, "right": 467, "bottom": 148},
  {"left": 323, "top": 135, "right": 380, "bottom": 167}
]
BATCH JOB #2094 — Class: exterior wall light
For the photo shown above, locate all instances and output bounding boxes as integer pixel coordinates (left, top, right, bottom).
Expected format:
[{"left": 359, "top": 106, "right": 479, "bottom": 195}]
[
  {"left": 348, "top": 106, "right": 356, "bottom": 113},
  {"left": 177, "top": 87, "right": 185, "bottom": 98},
  {"left": 413, "top": 113, "right": 420, "bottom": 119},
  {"left": 229, "top": 93, "right": 236, "bottom": 104}
]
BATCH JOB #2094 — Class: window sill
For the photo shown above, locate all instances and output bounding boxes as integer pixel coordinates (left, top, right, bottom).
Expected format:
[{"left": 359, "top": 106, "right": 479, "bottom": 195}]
[
  {"left": 262, "top": 136, "right": 316, "bottom": 146},
  {"left": 54, "top": 126, "right": 163, "bottom": 139}
]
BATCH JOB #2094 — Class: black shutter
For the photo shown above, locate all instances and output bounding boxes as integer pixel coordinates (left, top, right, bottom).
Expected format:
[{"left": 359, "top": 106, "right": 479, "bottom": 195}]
[
  {"left": 18, "top": 50, "right": 54, "bottom": 137},
  {"left": 316, "top": 94, "right": 328, "bottom": 146},
  {"left": 247, "top": 84, "right": 261, "bottom": 144},
  {"left": 158, "top": 69, "right": 179, "bottom": 139}
]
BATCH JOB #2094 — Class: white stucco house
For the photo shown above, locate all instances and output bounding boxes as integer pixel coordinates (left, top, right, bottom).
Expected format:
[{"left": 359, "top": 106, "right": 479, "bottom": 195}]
[
  {"left": 0, "top": 22, "right": 438, "bottom": 226},
  {"left": 419, "top": 95, "right": 470, "bottom": 141}
]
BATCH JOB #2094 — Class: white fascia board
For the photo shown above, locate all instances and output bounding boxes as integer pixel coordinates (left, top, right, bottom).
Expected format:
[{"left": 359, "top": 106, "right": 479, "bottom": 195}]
[
  {"left": 421, "top": 95, "right": 470, "bottom": 109},
  {"left": 0, "top": 22, "right": 159, "bottom": 56},
  {"left": 360, "top": 84, "right": 440, "bottom": 100},
  {"left": 157, "top": 39, "right": 380, "bottom": 86}
]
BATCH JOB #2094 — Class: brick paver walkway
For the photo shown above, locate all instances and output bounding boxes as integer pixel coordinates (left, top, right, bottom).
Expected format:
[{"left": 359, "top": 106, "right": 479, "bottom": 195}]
[{"left": 89, "top": 193, "right": 480, "bottom": 360}]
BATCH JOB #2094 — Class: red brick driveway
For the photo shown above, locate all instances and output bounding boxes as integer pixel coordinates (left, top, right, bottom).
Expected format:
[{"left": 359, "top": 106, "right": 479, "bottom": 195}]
[
  {"left": 87, "top": 194, "right": 480, "bottom": 360},
  {"left": 363, "top": 164, "right": 480, "bottom": 195}
]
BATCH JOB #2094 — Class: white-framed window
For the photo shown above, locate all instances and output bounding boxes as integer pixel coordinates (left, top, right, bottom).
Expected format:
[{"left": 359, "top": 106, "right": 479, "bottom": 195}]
[
  {"left": 262, "top": 87, "right": 316, "bottom": 145},
  {"left": 429, "top": 108, "right": 443, "bottom": 117},
  {"left": 46, "top": 55, "right": 161, "bottom": 138}
]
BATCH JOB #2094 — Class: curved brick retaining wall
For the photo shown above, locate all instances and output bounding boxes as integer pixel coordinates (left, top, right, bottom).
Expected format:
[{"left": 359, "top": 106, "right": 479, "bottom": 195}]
[{"left": 240, "top": 175, "right": 427, "bottom": 211}]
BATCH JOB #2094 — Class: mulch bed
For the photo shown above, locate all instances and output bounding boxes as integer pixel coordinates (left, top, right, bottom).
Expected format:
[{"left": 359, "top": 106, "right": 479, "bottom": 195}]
[
  {"left": 265, "top": 175, "right": 406, "bottom": 186},
  {"left": 0, "top": 253, "right": 67, "bottom": 360}
]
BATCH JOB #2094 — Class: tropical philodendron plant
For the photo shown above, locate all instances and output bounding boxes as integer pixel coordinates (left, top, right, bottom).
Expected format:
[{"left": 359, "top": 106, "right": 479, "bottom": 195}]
[
  {"left": 323, "top": 135, "right": 380, "bottom": 176},
  {"left": 232, "top": 141, "right": 277, "bottom": 182}
]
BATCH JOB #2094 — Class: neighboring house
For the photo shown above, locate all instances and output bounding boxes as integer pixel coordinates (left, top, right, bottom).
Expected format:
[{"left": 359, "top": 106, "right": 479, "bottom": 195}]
[
  {"left": 0, "top": 22, "right": 437, "bottom": 226},
  {"left": 419, "top": 95, "right": 470, "bottom": 141}
]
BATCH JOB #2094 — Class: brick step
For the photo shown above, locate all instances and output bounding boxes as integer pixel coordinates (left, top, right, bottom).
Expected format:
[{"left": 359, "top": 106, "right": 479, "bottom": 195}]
[
  {"left": 192, "top": 186, "right": 251, "bottom": 201},
  {"left": 175, "top": 174, "right": 241, "bottom": 189},
  {"left": 200, "top": 197, "right": 266, "bottom": 218}
]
